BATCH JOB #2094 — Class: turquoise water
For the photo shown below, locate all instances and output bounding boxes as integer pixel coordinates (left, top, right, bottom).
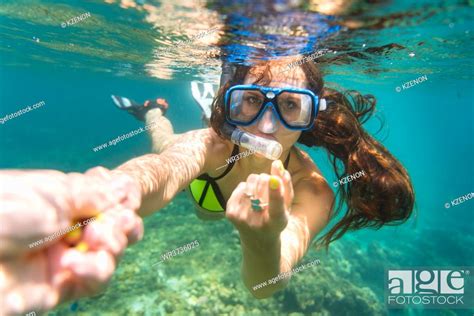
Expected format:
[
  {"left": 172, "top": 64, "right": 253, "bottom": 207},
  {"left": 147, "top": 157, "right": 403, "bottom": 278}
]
[{"left": 1, "top": 0, "right": 473, "bottom": 315}]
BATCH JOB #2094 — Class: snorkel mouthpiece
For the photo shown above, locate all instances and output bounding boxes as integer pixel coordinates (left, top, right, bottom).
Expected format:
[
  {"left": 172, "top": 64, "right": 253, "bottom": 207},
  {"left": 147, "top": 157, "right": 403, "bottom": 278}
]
[
  {"left": 221, "top": 123, "right": 283, "bottom": 160},
  {"left": 234, "top": 130, "right": 283, "bottom": 160}
]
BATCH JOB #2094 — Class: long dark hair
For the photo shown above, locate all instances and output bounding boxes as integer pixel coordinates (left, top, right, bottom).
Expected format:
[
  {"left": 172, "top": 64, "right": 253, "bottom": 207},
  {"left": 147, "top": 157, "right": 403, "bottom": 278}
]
[{"left": 210, "top": 59, "right": 415, "bottom": 248}]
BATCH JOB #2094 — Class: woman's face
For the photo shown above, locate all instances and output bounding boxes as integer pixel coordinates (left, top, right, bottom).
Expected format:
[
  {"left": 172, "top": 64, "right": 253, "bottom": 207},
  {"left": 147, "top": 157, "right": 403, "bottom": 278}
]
[{"left": 239, "top": 64, "right": 309, "bottom": 151}]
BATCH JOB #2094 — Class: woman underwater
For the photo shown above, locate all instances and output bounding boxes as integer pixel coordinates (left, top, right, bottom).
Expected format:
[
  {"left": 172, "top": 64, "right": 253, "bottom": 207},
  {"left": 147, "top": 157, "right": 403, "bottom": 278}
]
[
  {"left": 0, "top": 2, "right": 418, "bottom": 313},
  {"left": 114, "top": 57, "right": 415, "bottom": 298}
]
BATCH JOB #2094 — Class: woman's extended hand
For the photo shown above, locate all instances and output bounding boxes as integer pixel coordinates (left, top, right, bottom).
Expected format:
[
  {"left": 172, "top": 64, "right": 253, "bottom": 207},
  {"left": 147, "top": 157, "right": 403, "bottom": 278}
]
[
  {"left": 0, "top": 167, "right": 144, "bottom": 316},
  {"left": 226, "top": 160, "right": 294, "bottom": 246}
]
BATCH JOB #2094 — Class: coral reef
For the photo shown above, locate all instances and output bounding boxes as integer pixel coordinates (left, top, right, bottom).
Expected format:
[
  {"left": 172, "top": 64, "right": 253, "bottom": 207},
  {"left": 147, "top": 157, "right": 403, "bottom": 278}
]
[{"left": 49, "top": 193, "right": 472, "bottom": 316}]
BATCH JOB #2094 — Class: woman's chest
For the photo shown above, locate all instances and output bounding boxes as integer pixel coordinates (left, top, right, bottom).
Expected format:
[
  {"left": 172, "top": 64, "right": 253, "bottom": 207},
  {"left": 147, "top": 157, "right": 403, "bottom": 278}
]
[{"left": 214, "top": 167, "right": 246, "bottom": 204}]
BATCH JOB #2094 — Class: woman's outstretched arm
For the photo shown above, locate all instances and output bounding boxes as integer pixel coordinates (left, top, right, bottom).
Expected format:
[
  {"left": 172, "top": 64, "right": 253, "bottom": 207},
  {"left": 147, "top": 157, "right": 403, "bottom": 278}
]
[
  {"left": 226, "top": 156, "right": 334, "bottom": 298},
  {"left": 114, "top": 128, "right": 218, "bottom": 217}
]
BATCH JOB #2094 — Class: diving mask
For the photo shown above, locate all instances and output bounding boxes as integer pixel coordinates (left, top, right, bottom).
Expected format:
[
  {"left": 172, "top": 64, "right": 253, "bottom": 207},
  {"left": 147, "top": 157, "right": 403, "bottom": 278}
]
[{"left": 224, "top": 84, "right": 326, "bottom": 131}]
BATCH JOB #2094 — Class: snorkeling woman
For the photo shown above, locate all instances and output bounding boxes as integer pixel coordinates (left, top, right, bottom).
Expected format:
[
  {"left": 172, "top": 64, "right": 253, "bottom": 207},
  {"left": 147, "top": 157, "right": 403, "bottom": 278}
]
[{"left": 113, "top": 57, "right": 415, "bottom": 298}]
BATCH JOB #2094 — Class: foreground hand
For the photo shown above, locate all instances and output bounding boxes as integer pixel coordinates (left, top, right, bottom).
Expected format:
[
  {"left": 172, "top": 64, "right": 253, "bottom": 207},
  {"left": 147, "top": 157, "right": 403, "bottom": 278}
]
[
  {"left": 226, "top": 160, "right": 294, "bottom": 245},
  {"left": 0, "top": 167, "right": 144, "bottom": 316}
]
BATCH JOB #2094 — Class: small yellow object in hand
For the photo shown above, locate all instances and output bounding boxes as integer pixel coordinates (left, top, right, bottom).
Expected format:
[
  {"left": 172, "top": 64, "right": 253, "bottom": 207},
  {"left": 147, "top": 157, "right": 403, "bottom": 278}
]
[
  {"left": 95, "top": 213, "right": 105, "bottom": 221},
  {"left": 64, "top": 226, "right": 82, "bottom": 244},
  {"left": 269, "top": 176, "right": 280, "bottom": 190},
  {"left": 75, "top": 241, "right": 89, "bottom": 252}
]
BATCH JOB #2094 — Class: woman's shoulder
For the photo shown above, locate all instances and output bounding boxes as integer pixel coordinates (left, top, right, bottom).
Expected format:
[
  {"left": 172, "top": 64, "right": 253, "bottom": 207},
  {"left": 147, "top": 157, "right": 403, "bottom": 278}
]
[
  {"left": 289, "top": 147, "right": 318, "bottom": 176},
  {"left": 186, "top": 128, "right": 234, "bottom": 175},
  {"left": 289, "top": 147, "right": 333, "bottom": 195}
]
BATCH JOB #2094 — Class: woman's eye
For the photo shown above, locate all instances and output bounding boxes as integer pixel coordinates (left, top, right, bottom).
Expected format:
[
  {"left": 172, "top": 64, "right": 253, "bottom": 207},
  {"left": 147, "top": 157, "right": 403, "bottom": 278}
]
[
  {"left": 245, "top": 96, "right": 260, "bottom": 105},
  {"left": 283, "top": 101, "right": 297, "bottom": 110}
]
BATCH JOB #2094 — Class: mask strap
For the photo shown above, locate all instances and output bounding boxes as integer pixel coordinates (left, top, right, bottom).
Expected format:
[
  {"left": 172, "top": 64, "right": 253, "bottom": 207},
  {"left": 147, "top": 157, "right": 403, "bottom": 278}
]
[{"left": 319, "top": 98, "right": 327, "bottom": 111}]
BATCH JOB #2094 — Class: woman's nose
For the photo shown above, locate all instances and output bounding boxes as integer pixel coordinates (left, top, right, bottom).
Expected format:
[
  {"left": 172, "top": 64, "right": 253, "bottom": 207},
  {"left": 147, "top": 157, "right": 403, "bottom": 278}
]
[{"left": 257, "top": 106, "right": 278, "bottom": 134}]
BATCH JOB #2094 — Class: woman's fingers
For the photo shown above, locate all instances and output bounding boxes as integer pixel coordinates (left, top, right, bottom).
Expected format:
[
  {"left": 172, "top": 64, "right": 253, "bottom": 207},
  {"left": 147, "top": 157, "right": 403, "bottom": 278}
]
[
  {"left": 66, "top": 168, "right": 144, "bottom": 257},
  {"left": 96, "top": 207, "right": 143, "bottom": 245},
  {"left": 281, "top": 170, "right": 294, "bottom": 208},
  {"left": 268, "top": 176, "right": 286, "bottom": 219},
  {"left": 106, "top": 170, "right": 142, "bottom": 211},
  {"left": 245, "top": 173, "right": 259, "bottom": 197},
  {"left": 81, "top": 210, "right": 133, "bottom": 258},
  {"left": 255, "top": 173, "right": 269, "bottom": 200},
  {"left": 61, "top": 169, "right": 144, "bottom": 257},
  {"left": 60, "top": 247, "right": 116, "bottom": 299},
  {"left": 225, "top": 169, "right": 291, "bottom": 241},
  {"left": 227, "top": 165, "right": 290, "bottom": 225},
  {"left": 271, "top": 160, "right": 294, "bottom": 209},
  {"left": 69, "top": 168, "right": 141, "bottom": 220},
  {"left": 0, "top": 168, "right": 143, "bottom": 316},
  {"left": 226, "top": 182, "right": 248, "bottom": 222},
  {"left": 0, "top": 254, "right": 58, "bottom": 315},
  {"left": 114, "top": 209, "right": 144, "bottom": 245},
  {"left": 0, "top": 171, "right": 75, "bottom": 258},
  {"left": 0, "top": 167, "right": 142, "bottom": 260}
]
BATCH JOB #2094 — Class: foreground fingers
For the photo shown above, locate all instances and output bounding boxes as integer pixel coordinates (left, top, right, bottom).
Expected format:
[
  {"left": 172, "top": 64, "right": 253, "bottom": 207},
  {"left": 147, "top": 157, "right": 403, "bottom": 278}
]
[
  {"left": 80, "top": 208, "right": 143, "bottom": 258},
  {"left": 0, "top": 241, "right": 115, "bottom": 316},
  {"left": 60, "top": 247, "right": 116, "bottom": 299},
  {"left": 69, "top": 167, "right": 142, "bottom": 219}
]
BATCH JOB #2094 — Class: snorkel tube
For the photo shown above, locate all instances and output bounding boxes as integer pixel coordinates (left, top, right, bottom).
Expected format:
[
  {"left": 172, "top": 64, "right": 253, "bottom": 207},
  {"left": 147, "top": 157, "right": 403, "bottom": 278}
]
[{"left": 220, "top": 122, "right": 283, "bottom": 160}]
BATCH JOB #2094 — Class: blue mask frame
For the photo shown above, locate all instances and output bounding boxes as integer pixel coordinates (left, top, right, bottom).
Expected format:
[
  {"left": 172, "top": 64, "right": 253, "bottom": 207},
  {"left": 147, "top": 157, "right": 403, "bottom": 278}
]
[{"left": 224, "top": 84, "right": 319, "bottom": 131}]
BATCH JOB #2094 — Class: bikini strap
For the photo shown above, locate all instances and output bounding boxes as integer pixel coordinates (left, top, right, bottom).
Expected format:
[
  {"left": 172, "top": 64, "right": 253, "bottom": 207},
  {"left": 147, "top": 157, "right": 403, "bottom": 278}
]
[
  {"left": 283, "top": 150, "right": 291, "bottom": 169},
  {"left": 203, "top": 145, "right": 290, "bottom": 182},
  {"left": 213, "top": 144, "right": 239, "bottom": 180}
]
